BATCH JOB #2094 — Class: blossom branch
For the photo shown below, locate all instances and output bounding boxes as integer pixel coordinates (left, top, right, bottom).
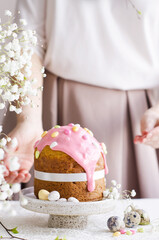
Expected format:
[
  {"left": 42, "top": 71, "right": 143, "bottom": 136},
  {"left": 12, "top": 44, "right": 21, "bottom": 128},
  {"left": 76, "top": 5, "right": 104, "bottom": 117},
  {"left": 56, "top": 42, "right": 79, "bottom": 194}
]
[{"left": 0, "top": 221, "right": 27, "bottom": 240}]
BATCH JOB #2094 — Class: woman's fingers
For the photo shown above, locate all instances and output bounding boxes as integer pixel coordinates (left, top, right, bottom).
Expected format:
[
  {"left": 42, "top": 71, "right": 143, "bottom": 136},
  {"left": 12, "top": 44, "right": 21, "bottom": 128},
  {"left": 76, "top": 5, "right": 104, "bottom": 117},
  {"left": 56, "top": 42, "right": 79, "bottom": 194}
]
[
  {"left": 11, "top": 170, "right": 31, "bottom": 183},
  {"left": 22, "top": 173, "right": 31, "bottom": 183},
  {"left": 135, "top": 126, "right": 159, "bottom": 148},
  {"left": 5, "top": 171, "right": 18, "bottom": 183},
  {"left": 13, "top": 173, "right": 25, "bottom": 183}
]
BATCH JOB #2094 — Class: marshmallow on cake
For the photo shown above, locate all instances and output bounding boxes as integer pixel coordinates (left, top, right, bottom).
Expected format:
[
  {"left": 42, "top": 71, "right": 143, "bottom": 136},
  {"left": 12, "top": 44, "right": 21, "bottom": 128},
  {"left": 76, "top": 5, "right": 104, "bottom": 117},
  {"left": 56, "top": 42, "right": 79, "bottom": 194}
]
[{"left": 34, "top": 124, "right": 108, "bottom": 202}]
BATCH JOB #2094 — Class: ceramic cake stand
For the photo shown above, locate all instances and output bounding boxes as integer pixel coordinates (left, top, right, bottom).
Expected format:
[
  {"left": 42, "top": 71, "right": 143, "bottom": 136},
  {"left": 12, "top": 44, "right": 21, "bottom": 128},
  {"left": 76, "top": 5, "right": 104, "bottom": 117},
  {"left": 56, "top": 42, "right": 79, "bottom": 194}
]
[{"left": 20, "top": 187, "right": 115, "bottom": 229}]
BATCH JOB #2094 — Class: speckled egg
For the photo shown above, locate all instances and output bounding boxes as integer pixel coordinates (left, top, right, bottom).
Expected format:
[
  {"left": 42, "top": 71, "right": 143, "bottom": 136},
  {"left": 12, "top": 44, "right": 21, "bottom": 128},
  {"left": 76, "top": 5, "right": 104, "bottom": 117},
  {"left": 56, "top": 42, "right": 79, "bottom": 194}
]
[
  {"left": 107, "top": 216, "right": 125, "bottom": 232},
  {"left": 124, "top": 211, "right": 141, "bottom": 228},
  {"left": 136, "top": 209, "right": 150, "bottom": 225},
  {"left": 68, "top": 197, "right": 79, "bottom": 203}
]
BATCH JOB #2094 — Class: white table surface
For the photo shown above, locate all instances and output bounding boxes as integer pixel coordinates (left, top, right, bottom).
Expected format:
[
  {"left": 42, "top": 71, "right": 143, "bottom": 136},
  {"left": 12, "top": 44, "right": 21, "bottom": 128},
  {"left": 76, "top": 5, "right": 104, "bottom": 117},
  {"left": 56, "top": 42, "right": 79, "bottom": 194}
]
[{"left": 1, "top": 199, "right": 159, "bottom": 240}]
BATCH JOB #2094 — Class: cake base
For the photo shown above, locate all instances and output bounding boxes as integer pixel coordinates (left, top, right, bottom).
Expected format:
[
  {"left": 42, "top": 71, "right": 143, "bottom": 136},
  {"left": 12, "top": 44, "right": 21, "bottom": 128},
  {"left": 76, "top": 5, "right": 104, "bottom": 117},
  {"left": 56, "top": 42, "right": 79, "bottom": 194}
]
[
  {"left": 48, "top": 215, "right": 87, "bottom": 229},
  {"left": 20, "top": 187, "right": 115, "bottom": 229}
]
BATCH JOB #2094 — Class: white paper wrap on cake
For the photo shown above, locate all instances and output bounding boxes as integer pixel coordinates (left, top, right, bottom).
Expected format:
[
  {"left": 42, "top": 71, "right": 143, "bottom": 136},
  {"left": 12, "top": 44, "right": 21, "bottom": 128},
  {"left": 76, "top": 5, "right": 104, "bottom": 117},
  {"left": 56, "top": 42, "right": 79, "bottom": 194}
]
[{"left": 34, "top": 169, "right": 105, "bottom": 182}]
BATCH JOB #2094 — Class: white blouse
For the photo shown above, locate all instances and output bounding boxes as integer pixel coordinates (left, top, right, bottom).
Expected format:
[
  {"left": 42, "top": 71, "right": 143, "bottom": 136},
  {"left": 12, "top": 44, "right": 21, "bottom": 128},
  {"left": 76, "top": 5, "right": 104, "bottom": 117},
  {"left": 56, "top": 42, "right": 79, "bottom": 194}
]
[{"left": 17, "top": 0, "right": 159, "bottom": 90}]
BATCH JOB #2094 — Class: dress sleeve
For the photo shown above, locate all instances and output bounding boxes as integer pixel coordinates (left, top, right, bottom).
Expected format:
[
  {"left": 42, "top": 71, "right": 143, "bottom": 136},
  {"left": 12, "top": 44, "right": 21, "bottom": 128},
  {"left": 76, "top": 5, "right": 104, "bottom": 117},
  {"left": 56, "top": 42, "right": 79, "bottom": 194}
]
[{"left": 16, "top": 0, "right": 46, "bottom": 61}]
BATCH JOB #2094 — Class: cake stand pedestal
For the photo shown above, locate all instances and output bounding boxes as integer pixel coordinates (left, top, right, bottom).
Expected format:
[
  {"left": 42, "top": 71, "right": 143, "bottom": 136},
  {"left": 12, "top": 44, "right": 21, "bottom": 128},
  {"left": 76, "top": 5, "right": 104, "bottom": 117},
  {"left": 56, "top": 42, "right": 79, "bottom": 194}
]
[{"left": 20, "top": 187, "right": 115, "bottom": 229}]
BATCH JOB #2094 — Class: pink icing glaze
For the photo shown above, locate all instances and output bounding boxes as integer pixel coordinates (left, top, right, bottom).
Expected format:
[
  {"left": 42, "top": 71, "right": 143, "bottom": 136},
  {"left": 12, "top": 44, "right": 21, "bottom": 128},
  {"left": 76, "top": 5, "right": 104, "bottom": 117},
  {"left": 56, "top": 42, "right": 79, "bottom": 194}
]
[{"left": 34, "top": 124, "right": 108, "bottom": 192}]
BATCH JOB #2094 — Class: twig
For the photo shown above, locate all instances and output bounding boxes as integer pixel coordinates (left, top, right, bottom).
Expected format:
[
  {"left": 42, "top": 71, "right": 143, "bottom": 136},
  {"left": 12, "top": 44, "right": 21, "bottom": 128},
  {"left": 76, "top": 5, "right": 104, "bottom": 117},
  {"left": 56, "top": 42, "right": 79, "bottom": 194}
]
[
  {"left": 0, "top": 221, "right": 27, "bottom": 240},
  {"left": 128, "top": 0, "right": 141, "bottom": 18}
]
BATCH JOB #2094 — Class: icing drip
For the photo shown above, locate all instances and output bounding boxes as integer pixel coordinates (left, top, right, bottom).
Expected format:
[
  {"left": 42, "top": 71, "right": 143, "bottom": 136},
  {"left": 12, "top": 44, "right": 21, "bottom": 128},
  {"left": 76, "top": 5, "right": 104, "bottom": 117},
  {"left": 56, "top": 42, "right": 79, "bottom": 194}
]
[{"left": 34, "top": 125, "right": 108, "bottom": 192}]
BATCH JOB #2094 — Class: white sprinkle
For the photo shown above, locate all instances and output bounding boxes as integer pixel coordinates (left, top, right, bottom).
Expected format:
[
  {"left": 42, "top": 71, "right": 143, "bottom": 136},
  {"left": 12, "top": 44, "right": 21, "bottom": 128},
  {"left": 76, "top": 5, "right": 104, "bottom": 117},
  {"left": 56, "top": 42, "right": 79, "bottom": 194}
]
[
  {"left": 50, "top": 142, "right": 58, "bottom": 149},
  {"left": 92, "top": 141, "right": 99, "bottom": 148},
  {"left": 20, "top": 197, "right": 28, "bottom": 206}
]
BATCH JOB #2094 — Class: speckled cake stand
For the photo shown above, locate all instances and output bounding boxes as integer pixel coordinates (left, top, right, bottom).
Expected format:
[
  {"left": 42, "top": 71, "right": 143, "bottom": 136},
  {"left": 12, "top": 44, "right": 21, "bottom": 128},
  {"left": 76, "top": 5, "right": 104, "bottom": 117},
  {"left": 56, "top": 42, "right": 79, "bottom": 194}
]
[{"left": 20, "top": 187, "right": 115, "bottom": 229}]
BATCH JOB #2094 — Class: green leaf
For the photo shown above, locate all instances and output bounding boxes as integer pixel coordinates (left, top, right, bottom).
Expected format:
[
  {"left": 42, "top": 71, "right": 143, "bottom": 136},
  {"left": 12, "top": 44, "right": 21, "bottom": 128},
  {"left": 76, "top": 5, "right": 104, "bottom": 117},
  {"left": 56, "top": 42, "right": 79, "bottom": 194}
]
[
  {"left": 54, "top": 237, "right": 59, "bottom": 240},
  {"left": 10, "top": 227, "right": 19, "bottom": 234}
]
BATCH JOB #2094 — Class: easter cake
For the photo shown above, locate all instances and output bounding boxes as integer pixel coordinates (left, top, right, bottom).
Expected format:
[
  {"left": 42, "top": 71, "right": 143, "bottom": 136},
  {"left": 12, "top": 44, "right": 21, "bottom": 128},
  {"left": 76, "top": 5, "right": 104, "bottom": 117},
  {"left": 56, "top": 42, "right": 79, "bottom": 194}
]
[{"left": 34, "top": 124, "right": 108, "bottom": 202}]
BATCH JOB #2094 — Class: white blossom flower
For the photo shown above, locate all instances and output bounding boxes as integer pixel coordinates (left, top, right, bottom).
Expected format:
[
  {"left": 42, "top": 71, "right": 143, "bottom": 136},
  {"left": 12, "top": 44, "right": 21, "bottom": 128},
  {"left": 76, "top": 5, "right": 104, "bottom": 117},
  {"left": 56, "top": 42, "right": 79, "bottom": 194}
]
[
  {"left": 10, "top": 137, "right": 18, "bottom": 149},
  {"left": 116, "top": 184, "right": 121, "bottom": 189},
  {"left": 0, "top": 148, "right": 4, "bottom": 160},
  {"left": 7, "top": 189, "right": 13, "bottom": 198},
  {"left": 8, "top": 156, "right": 20, "bottom": 171},
  {"left": 131, "top": 189, "right": 136, "bottom": 197},
  {"left": 7, "top": 137, "right": 11, "bottom": 142},
  {"left": 0, "top": 55, "right": 6, "bottom": 63},
  {"left": 0, "top": 191, "right": 8, "bottom": 200},
  {"left": 111, "top": 180, "right": 117, "bottom": 186},
  {"left": 0, "top": 103, "right": 5, "bottom": 109},
  {"left": 19, "top": 19, "right": 27, "bottom": 26},
  {"left": 103, "top": 189, "right": 110, "bottom": 198},
  {"left": 0, "top": 10, "right": 44, "bottom": 207},
  {"left": 0, "top": 125, "right": 2, "bottom": 133},
  {"left": 41, "top": 66, "right": 45, "bottom": 74},
  {"left": 9, "top": 105, "right": 16, "bottom": 112},
  {"left": 4, "top": 42, "right": 12, "bottom": 51},
  {"left": 108, "top": 194, "right": 114, "bottom": 199},
  {"left": 0, "top": 165, "right": 6, "bottom": 174},
  {"left": 15, "top": 108, "right": 22, "bottom": 114},
  {"left": 10, "top": 23, "right": 17, "bottom": 31},
  {"left": 7, "top": 51, "right": 15, "bottom": 58},
  {"left": 1, "top": 183, "right": 10, "bottom": 191},
  {"left": 112, "top": 187, "right": 118, "bottom": 195},
  {"left": 10, "top": 84, "right": 18, "bottom": 93},
  {"left": 22, "top": 97, "right": 30, "bottom": 105},
  {"left": 20, "top": 197, "right": 28, "bottom": 206},
  {"left": 11, "top": 183, "right": 21, "bottom": 193},
  {"left": 103, "top": 180, "right": 137, "bottom": 200},
  {"left": 0, "top": 138, "right": 7, "bottom": 147},
  {"left": 5, "top": 10, "right": 12, "bottom": 17}
]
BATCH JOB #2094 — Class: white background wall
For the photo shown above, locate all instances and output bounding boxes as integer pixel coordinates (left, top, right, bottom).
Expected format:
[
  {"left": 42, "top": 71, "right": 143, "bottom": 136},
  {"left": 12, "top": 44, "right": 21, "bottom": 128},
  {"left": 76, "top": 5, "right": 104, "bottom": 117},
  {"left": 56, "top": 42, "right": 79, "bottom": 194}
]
[{"left": 0, "top": 0, "right": 17, "bottom": 21}]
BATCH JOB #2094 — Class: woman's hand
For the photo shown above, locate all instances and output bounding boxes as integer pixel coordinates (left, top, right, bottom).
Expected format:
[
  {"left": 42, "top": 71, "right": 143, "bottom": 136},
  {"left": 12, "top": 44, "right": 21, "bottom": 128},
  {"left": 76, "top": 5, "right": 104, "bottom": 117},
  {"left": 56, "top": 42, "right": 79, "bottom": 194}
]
[
  {"left": 4, "top": 121, "right": 43, "bottom": 183},
  {"left": 134, "top": 104, "right": 159, "bottom": 148}
]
